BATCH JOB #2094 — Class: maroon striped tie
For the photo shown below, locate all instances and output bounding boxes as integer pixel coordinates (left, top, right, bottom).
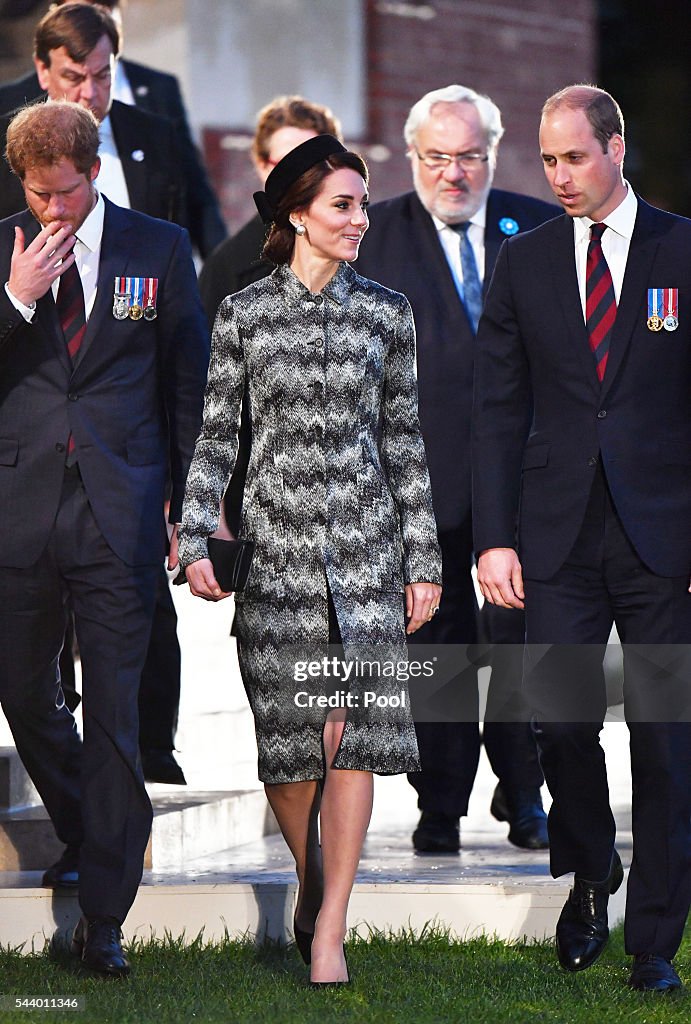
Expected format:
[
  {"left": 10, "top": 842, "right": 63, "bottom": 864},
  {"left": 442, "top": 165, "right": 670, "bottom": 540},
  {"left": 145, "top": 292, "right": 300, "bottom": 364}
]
[
  {"left": 56, "top": 255, "right": 86, "bottom": 456},
  {"left": 585, "top": 223, "right": 616, "bottom": 381}
]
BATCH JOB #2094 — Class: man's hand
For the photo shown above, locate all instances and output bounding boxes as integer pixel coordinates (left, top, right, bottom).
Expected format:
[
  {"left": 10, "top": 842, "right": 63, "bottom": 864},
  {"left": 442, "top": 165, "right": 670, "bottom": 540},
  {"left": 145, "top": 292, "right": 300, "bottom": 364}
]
[
  {"left": 477, "top": 548, "right": 525, "bottom": 609},
  {"left": 8, "top": 222, "right": 76, "bottom": 307},
  {"left": 405, "top": 581, "right": 443, "bottom": 635},
  {"left": 185, "top": 557, "right": 233, "bottom": 601}
]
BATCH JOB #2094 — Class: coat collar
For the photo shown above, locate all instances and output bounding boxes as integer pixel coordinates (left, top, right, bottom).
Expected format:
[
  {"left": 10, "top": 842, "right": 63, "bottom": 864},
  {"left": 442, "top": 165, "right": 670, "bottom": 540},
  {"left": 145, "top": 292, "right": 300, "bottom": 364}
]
[{"left": 272, "top": 260, "right": 355, "bottom": 306}]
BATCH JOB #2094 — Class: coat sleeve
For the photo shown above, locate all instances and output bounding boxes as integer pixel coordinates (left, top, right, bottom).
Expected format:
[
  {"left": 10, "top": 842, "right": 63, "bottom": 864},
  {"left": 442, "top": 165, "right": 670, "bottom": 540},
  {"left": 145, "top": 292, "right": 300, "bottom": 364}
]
[
  {"left": 471, "top": 239, "right": 532, "bottom": 556},
  {"left": 178, "top": 296, "right": 245, "bottom": 566},
  {"left": 380, "top": 293, "right": 442, "bottom": 585}
]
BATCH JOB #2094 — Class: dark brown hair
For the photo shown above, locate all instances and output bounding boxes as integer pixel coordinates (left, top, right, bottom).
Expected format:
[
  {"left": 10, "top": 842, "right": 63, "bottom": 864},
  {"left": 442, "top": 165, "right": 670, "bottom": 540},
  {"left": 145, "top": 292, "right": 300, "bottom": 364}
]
[
  {"left": 252, "top": 96, "right": 342, "bottom": 165},
  {"left": 5, "top": 100, "right": 100, "bottom": 179},
  {"left": 542, "top": 85, "right": 624, "bottom": 154},
  {"left": 35, "top": 3, "right": 121, "bottom": 67},
  {"left": 263, "top": 152, "right": 368, "bottom": 265}
]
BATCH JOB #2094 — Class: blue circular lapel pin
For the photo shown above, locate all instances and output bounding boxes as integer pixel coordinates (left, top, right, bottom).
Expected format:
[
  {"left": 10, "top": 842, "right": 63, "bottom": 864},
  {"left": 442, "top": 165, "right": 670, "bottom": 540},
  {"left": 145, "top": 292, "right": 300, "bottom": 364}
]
[{"left": 499, "top": 217, "right": 519, "bottom": 236}]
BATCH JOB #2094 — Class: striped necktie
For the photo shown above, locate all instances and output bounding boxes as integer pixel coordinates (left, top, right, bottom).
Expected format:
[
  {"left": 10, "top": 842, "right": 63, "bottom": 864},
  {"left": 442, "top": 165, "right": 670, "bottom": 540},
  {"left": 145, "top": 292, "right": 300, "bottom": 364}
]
[
  {"left": 585, "top": 223, "right": 616, "bottom": 381},
  {"left": 56, "top": 253, "right": 86, "bottom": 458},
  {"left": 453, "top": 222, "right": 483, "bottom": 333}
]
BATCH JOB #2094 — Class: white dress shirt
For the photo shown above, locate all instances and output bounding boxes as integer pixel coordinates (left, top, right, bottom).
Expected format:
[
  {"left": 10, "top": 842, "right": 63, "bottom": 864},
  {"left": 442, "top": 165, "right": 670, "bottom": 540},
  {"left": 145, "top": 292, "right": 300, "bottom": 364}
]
[
  {"left": 6, "top": 192, "right": 105, "bottom": 323},
  {"left": 112, "top": 60, "right": 136, "bottom": 107},
  {"left": 434, "top": 205, "right": 487, "bottom": 303},
  {"left": 573, "top": 182, "right": 637, "bottom": 319},
  {"left": 96, "top": 115, "right": 131, "bottom": 210}
]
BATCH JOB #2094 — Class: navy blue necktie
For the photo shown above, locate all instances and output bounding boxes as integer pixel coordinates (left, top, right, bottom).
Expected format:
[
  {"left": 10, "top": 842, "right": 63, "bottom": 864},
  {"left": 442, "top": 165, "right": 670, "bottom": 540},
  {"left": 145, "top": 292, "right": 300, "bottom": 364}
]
[{"left": 453, "top": 222, "right": 483, "bottom": 333}]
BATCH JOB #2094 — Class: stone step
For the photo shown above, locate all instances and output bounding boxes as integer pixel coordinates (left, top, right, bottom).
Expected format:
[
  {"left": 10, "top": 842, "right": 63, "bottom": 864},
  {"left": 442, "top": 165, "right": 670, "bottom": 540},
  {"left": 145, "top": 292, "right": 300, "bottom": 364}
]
[
  {"left": 0, "top": 788, "right": 277, "bottom": 872},
  {"left": 0, "top": 828, "right": 631, "bottom": 953},
  {"left": 0, "top": 747, "right": 41, "bottom": 811}
]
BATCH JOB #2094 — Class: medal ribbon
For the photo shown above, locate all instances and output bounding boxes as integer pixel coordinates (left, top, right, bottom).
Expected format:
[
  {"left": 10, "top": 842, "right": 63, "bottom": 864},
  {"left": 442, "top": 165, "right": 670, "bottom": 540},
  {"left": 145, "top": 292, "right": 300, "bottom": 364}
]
[
  {"left": 144, "top": 277, "right": 158, "bottom": 310},
  {"left": 648, "top": 288, "right": 662, "bottom": 320},
  {"left": 664, "top": 288, "right": 678, "bottom": 320}
]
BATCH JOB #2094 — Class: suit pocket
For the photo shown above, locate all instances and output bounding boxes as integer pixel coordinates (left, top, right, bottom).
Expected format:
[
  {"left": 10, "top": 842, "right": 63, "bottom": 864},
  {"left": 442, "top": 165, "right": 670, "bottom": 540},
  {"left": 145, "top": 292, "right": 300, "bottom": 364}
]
[
  {"left": 522, "top": 443, "right": 551, "bottom": 470},
  {"left": 126, "top": 435, "right": 161, "bottom": 466},
  {"left": 0, "top": 438, "right": 18, "bottom": 466}
]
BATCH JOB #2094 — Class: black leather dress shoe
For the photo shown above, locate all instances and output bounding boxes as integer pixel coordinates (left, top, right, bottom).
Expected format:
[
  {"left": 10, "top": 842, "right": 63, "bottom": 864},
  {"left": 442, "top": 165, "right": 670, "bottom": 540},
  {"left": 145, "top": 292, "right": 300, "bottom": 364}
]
[
  {"left": 490, "top": 784, "right": 549, "bottom": 850},
  {"left": 41, "top": 843, "right": 80, "bottom": 888},
  {"left": 71, "top": 916, "right": 130, "bottom": 978},
  {"left": 412, "top": 812, "right": 460, "bottom": 853},
  {"left": 629, "top": 954, "right": 682, "bottom": 992},
  {"left": 141, "top": 749, "right": 187, "bottom": 785},
  {"left": 556, "top": 850, "right": 624, "bottom": 971}
]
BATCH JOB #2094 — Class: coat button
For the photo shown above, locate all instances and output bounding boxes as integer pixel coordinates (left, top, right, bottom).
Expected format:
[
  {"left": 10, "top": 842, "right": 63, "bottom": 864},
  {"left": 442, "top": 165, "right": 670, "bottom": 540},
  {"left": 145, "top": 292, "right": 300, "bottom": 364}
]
[
  {"left": 313, "top": 294, "right": 323, "bottom": 305},
  {"left": 597, "top": 409, "right": 607, "bottom": 419},
  {"left": 587, "top": 456, "right": 598, "bottom": 467},
  {"left": 68, "top": 391, "right": 78, "bottom": 401},
  {"left": 315, "top": 338, "right": 324, "bottom": 348},
  {"left": 55, "top": 442, "right": 65, "bottom": 454}
]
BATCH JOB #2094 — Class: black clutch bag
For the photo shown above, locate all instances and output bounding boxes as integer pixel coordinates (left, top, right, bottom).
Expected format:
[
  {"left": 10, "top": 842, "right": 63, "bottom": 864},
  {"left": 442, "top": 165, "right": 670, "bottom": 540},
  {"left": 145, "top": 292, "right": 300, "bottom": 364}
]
[
  {"left": 175, "top": 537, "right": 255, "bottom": 592},
  {"left": 207, "top": 537, "right": 255, "bottom": 591}
]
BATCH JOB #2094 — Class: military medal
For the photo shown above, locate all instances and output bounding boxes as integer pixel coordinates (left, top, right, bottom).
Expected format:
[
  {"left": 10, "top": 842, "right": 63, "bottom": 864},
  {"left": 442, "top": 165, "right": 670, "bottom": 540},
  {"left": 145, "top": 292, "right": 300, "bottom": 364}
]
[
  {"left": 662, "top": 287, "right": 678, "bottom": 331},
  {"left": 647, "top": 288, "right": 663, "bottom": 331},
  {"left": 113, "top": 277, "right": 130, "bottom": 320},
  {"left": 129, "top": 277, "right": 144, "bottom": 320},
  {"left": 143, "top": 277, "right": 159, "bottom": 320}
]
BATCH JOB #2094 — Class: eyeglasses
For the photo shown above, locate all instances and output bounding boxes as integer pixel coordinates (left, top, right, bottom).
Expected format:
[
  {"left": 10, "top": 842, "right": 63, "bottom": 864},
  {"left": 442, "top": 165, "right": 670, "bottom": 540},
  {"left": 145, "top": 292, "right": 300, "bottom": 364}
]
[{"left": 412, "top": 149, "right": 489, "bottom": 171}]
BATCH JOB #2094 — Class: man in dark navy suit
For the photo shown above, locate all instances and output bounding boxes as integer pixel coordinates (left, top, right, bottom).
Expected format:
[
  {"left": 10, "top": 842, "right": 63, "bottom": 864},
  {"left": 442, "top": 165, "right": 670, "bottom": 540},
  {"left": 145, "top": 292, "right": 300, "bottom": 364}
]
[
  {"left": 0, "top": 0, "right": 226, "bottom": 257},
  {"left": 357, "top": 84, "right": 557, "bottom": 855},
  {"left": 0, "top": 101, "right": 208, "bottom": 975},
  {"left": 474, "top": 85, "right": 691, "bottom": 991},
  {"left": 0, "top": 2, "right": 199, "bottom": 786}
]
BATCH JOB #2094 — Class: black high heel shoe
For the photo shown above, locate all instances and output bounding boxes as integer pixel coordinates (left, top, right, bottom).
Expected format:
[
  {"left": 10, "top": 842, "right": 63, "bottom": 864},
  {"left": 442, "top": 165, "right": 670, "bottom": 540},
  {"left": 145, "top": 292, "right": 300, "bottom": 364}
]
[{"left": 293, "top": 915, "right": 314, "bottom": 965}]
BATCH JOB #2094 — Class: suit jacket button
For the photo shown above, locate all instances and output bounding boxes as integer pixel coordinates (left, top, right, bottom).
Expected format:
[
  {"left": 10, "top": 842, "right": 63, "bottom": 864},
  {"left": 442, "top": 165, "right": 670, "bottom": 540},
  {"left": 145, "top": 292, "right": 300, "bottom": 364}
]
[
  {"left": 55, "top": 442, "right": 65, "bottom": 454},
  {"left": 597, "top": 409, "right": 607, "bottom": 419},
  {"left": 588, "top": 456, "right": 597, "bottom": 467},
  {"left": 68, "top": 391, "right": 78, "bottom": 401}
]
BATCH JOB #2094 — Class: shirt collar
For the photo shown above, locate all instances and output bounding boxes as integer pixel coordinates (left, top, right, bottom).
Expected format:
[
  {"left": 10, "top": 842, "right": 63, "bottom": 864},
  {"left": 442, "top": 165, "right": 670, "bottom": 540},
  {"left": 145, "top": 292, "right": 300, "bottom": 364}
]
[
  {"left": 573, "top": 181, "right": 638, "bottom": 245},
  {"left": 99, "top": 114, "right": 113, "bottom": 141},
  {"left": 432, "top": 201, "right": 487, "bottom": 235},
  {"left": 76, "top": 191, "right": 105, "bottom": 254}
]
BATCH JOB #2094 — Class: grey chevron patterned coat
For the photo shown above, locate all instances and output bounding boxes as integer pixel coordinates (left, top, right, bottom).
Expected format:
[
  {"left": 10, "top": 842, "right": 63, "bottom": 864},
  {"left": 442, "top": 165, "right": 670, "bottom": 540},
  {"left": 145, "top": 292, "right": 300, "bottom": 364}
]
[{"left": 179, "top": 262, "right": 442, "bottom": 783}]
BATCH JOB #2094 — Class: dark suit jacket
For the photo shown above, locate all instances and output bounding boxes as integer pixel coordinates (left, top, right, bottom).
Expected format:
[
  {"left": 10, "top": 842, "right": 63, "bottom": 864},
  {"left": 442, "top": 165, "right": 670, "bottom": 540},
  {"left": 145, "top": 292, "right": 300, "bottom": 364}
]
[
  {"left": 356, "top": 188, "right": 558, "bottom": 531},
  {"left": 199, "top": 214, "right": 269, "bottom": 329},
  {"left": 472, "top": 198, "right": 691, "bottom": 580},
  {"left": 0, "top": 99, "right": 182, "bottom": 224},
  {"left": 0, "top": 66, "right": 226, "bottom": 256},
  {"left": 0, "top": 198, "right": 210, "bottom": 567}
]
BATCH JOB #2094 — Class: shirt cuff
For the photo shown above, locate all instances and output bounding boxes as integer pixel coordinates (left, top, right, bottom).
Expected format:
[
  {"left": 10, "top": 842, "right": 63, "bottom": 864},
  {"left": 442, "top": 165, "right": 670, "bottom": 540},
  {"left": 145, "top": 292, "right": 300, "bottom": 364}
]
[{"left": 4, "top": 282, "right": 36, "bottom": 322}]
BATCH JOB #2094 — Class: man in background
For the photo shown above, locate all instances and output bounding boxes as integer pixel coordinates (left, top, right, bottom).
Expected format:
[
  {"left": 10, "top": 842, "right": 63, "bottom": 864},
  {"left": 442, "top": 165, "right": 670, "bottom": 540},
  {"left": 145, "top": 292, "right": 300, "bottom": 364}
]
[
  {"left": 0, "top": 0, "right": 226, "bottom": 257},
  {"left": 357, "top": 84, "right": 557, "bottom": 855}
]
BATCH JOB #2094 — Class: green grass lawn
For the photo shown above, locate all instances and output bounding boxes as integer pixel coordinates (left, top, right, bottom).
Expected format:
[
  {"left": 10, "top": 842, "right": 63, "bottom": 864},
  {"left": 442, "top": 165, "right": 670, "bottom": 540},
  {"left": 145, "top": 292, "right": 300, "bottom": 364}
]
[{"left": 0, "top": 924, "right": 688, "bottom": 1024}]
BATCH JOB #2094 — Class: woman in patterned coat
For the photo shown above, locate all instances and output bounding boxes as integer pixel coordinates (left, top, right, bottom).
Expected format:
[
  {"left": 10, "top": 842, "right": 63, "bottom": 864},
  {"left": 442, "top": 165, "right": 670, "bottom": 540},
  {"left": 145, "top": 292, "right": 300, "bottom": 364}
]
[{"left": 179, "top": 136, "right": 442, "bottom": 984}]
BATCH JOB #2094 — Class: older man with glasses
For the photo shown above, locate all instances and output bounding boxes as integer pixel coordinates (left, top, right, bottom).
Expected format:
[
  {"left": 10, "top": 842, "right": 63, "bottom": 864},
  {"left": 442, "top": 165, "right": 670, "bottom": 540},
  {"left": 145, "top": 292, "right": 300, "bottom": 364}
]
[{"left": 357, "top": 84, "right": 558, "bottom": 855}]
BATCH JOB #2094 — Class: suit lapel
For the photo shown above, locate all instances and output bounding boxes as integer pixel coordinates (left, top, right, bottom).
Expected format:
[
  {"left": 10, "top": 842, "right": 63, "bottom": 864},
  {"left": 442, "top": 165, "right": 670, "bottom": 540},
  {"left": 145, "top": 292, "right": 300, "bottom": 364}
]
[
  {"left": 109, "top": 101, "right": 147, "bottom": 213},
  {"left": 72, "top": 199, "right": 133, "bottom": 374},
  {"left": 548, "top": 215, "right": 601, "bottom": 395},
  {"left": 483, "top": 192, "right": 503, "bottom": 294},
  {"left": 600, "top": 198, "right": 660, "bottom": 398}
]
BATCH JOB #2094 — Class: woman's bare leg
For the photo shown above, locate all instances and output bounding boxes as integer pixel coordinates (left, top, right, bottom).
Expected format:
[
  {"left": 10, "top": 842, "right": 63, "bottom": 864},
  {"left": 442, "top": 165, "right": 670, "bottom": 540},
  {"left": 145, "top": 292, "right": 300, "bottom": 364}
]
[
  {"left": 310, "top": 712, "right": 374, "bottom": 982},
  {"left": 264, "top": 780, "right": 323, "bottom": 933}
]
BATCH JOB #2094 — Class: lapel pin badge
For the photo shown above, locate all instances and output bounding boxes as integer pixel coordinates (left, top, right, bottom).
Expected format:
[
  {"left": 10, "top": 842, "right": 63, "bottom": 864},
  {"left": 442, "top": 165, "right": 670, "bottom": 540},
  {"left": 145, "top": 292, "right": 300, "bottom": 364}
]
[
  {"left": 130, "top": 149, "right": 145, "bottom": 163},
  {"left": 499, "top": 217, "right": 519, "bottom": 236}
]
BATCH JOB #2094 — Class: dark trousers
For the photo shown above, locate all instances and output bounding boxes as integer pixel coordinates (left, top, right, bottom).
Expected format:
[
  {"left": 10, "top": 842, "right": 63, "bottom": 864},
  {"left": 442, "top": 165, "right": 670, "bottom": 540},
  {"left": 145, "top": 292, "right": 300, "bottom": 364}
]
[
  {"left": 0, "top": 467, "right": 157, "bottom": 923},
  {"left": 407, "top": 519, "right": 542, "bottom": 818},
  {"left": 59, "top": 566, "right": 182, "bottom": 752},
  {"left": 524, "top": 464, "right": 691, "bottom": 958}
]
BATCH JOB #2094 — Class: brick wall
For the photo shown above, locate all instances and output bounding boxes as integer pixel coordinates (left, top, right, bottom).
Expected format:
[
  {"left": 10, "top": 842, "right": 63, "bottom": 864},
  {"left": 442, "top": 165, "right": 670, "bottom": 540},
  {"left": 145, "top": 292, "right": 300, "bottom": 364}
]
[{"left": 205, "top": 0, "right": 596, "bottom": 232}]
